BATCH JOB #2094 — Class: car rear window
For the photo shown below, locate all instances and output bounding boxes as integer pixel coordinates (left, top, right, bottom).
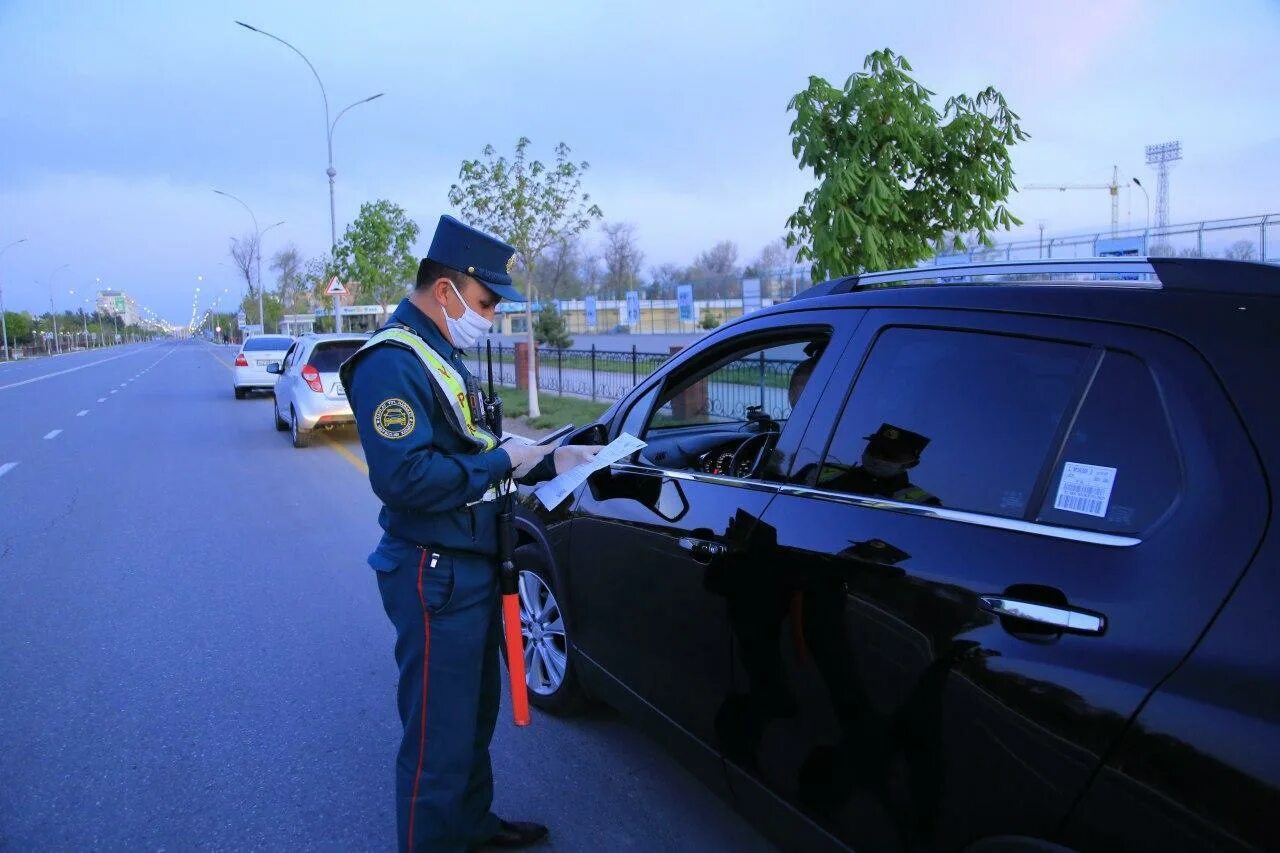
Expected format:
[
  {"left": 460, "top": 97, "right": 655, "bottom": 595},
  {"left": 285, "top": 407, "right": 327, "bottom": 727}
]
[
  {"left": 243, "top": 336, "right": 293, "bottom": 352},
  {"left": 1035, "top": 351, "right": 1180, "bottom": 534},
  {"left": 815, "top": 327, "right": 1090, "bottom": 519},
  {"left": 308, "top": 341, "right": 364, "bottom": 372}
]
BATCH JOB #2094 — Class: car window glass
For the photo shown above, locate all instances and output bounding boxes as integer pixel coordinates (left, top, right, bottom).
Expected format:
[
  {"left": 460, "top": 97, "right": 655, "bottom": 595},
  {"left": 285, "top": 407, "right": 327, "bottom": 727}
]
[
  {"left": 281, "top": 344, "right": 297, "bottom": 370},
  {"left": 647, "top": 337, "right": 828, "bottom": 432},
  {"left": 308, "top": 341, "right": 363, "bottom": 372},
  {"left": 618, "top": 385, "right": 660, "bottom": 440},
  {"left": 815, "top": 327, "right": 1089, "bottom": 519},
  {"left": 243, "top": 336, "right": 292, "bottom": 351},
  {"left": 1036, "top": 351, "right": 1179, "bottom": 534}
]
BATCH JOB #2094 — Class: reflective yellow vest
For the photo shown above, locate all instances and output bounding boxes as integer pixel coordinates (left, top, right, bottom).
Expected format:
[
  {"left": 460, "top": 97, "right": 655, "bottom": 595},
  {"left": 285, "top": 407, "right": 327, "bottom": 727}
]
[{"left": 352, "top": 326, "right": 500, "bottom": 453}]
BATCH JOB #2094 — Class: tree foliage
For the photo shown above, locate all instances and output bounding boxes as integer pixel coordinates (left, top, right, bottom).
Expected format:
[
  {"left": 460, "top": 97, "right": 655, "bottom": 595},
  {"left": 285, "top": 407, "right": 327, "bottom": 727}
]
[
  {"left": 229, "top": 233, "right": 259, "bottom": 295},
  {"left": 786, "top": 48, "right": 1028, "bottom": 280},
  {"left": 534, "top": 304, "right": 573, "bottom": 349},
  {"left": 1223, "top": 240, "right": 1257, "bottom": 261},
  {"left": 334, "top": 200, "right": 419, "bottom": 319},
  {"left": 602, "top": 222, "right": 645, "bottom": 299},
  {"left": 271, "top": 244, "right": 306, "bottom": 313},
  {"left": 448, "top": 137, "right": 602, "bottom": 417}
]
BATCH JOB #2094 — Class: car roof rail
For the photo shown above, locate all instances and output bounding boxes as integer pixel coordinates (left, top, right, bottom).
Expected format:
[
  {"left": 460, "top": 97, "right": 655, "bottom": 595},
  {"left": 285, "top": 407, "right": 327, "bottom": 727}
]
[{"left": 790, "top": 257, "right": 1280, "bottom": 298}]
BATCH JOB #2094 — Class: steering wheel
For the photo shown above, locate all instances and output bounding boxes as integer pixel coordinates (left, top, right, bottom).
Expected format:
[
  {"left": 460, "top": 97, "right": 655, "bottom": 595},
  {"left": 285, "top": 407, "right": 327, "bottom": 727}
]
[{"left": 727, "top": 431, "right": 777, "bottom": 479}]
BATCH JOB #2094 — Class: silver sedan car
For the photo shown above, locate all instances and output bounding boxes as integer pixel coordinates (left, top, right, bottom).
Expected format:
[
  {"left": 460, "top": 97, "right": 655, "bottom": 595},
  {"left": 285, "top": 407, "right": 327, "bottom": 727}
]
[
  {"left": 268, "top": 333, "right": 369, "bottom": 448},
  {"left": 233, "top": 334, "right": 295, "bottom": 398}
]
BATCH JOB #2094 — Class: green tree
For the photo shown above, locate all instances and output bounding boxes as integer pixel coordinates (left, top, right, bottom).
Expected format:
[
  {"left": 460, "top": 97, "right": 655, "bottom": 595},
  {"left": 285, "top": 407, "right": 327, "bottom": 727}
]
[
  {"left": 786, "top": 48, "right": 1028, "bottom": 281},
  {"left": 334, "top": 200, "right": 420, "bottom": 324},
  {"left": 3, "top": 311, "right": 32, "bottom": 347},
  {"left": 534, "top": 304, "right": 573, "bottom": 350},
  {"left": 271, "top": 244, "right": 307, "bottom": 314},
  {"left": 448, "top": 137, "right": 603, "bottom": 417},
  {"left": 700, "top": 311, "right": 722, "bottom": 330},
  {"left": 241, "top": 291, "right": 284, "bottom": 331}
]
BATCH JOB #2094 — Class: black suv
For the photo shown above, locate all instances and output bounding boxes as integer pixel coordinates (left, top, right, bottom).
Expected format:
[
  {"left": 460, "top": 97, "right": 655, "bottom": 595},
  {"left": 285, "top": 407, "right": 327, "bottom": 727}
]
[{"left": 508, "top": 258, "right": 1277, "bottom": 852}]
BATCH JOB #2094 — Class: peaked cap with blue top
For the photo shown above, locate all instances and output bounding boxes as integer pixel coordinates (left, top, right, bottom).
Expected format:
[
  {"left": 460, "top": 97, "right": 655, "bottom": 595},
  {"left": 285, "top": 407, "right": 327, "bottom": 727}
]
[{"left": 421, "top": 215, "right": 524, "bottom": 302}]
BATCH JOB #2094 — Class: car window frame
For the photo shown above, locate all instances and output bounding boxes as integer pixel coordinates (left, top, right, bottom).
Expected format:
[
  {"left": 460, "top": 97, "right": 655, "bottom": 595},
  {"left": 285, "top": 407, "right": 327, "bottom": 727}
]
[
  {"left": 607, "top": 308, "right": 864, "bottom": 486},
  {"left": 788, "top": 308, "right": 1194, "bottom": 546}
]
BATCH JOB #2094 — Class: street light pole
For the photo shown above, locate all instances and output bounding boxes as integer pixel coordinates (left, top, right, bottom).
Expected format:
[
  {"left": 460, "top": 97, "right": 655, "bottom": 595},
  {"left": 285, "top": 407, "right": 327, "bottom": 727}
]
[
  {"left": 235, "top": 20, "right": 384, "bottom": 335},
  {"left": 0, "top": 238, "right": 27, "bottom": 361},
  {"left": 215, "top": 191, "right": 283, "bottom": 335},
  {"left": 69, "top": 290, "right": 89, "bottom": 348},
  {"left": 48, "top": 264, "right": 69, "bottom": 354},
  {"left": 1132, "top": 177, "right": 1151, "bottom": 239}
]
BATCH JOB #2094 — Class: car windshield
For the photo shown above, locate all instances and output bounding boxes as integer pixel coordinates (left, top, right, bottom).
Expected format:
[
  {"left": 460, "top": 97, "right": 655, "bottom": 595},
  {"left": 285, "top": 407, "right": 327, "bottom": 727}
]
[
  {"left": 308, "top": 341, "right": 364, "bottom": 372},
  {"left": 243, "top": 336, "right": 293, "bottom": 352}
]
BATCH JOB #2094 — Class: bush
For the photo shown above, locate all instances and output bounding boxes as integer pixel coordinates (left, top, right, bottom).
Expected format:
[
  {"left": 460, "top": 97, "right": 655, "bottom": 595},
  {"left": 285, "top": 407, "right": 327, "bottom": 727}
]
[
  {"left": 534, "top": 305, "right": 573, "bottom": 349},
  {"left": 700, "top": 312, "right": 722, "bottom": 330}
]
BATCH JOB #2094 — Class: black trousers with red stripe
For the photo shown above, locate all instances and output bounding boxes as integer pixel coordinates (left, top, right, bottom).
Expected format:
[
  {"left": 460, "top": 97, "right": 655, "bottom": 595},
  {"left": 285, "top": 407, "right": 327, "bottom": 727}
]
[{"left": 376, "top": 544, "right": 504, "bottom": 853}]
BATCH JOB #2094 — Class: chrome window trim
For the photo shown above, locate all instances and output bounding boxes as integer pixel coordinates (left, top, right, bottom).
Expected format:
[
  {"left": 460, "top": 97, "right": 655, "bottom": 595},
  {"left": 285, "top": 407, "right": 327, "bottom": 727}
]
[{"left": 609, "top": 462, "right": 1140, "bottom": 547}]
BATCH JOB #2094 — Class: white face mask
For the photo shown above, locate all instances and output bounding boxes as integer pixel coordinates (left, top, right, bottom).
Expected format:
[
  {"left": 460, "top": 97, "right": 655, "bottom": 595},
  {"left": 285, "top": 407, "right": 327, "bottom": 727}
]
[{"left": 441, "top": 282, "right": 492, "bottom": 349}]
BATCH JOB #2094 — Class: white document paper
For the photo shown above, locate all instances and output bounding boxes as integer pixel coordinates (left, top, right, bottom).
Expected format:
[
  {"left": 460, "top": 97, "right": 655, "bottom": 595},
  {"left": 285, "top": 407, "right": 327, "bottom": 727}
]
[
  {"left": 1053, "top": 462, "right": 1117, "bottom": 518},
  {"left": 534, "top": 432, "right": 647, "bottom": 510}
]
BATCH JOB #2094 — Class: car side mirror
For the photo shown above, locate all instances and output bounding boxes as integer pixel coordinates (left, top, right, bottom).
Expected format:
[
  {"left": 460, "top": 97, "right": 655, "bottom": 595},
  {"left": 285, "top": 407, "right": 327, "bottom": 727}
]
[
  {"left": 564, "top": 423, "right": 608, "bottom": 446},
  {"left": 266, "top": 362, "right": 281, "bottom": 374}
]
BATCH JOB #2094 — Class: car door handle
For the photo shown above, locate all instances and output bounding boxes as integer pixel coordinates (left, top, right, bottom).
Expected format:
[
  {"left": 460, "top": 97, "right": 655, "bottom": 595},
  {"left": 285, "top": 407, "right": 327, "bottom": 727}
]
[
  {"left": 678, "top": 537, "right": 726, "bottom": 563},
  {"left": 979, "top": 596, "right": 1106, "bottom": 635}
]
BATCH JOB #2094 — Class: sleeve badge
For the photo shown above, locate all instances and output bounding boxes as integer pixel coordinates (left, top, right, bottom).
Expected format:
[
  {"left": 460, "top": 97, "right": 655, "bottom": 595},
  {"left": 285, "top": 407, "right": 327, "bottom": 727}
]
[{"left": 373, "top": 398, "right": 416, "bottom": 439}]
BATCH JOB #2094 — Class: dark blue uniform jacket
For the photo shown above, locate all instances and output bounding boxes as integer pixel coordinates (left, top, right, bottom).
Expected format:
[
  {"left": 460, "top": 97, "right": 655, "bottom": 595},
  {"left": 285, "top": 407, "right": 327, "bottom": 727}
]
[{"left": 343, "top": 298, "right": 553, "bottom": 565}]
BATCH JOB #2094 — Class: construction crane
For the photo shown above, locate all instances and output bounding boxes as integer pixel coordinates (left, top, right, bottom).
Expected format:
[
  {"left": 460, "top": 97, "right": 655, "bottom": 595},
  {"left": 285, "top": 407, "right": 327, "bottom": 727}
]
[{"left": 1024, "top": 165, "right": 1128, "bottom": 236}]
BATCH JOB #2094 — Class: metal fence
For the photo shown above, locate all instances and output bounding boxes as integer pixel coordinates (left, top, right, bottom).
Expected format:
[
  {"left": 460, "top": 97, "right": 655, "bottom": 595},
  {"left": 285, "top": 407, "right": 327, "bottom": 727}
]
[
  {"left": 470, "top": 341, "right": 670, "bottom": 402},
  {"left": 922, "top": 213, "right": 1279, "bottom": 265},
  {"left": 470, "top": 341, "right": 805, "bottom": 420}
]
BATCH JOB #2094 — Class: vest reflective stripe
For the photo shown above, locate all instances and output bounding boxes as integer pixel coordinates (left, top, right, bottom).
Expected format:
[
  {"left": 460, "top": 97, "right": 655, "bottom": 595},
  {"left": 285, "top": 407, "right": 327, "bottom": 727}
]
[{"left": 355, "top": 327, "right": 500, "bottom": 453}]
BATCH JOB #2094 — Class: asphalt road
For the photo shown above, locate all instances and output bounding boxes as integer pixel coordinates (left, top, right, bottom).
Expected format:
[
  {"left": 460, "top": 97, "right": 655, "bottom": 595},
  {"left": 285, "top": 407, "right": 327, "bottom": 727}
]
[{"left": 0, "top": 340, "right": 774, "bottom": 852}]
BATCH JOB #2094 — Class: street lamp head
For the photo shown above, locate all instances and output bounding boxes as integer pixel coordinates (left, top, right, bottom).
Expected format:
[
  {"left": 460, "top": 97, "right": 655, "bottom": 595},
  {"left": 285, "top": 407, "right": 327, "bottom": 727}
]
[
  {"left": 1132, "top": 177, "right": 1143, "bottom": 187},
  {"left": 234, "top": 20, "right": 261, "bottom": 32}
]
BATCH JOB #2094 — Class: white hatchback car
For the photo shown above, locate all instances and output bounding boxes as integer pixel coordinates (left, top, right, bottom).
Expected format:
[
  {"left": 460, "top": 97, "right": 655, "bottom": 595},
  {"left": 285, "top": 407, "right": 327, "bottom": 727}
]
[
  {"left": 268, "top": 333, "right": 369, "bottom": 447},
  {"left": 233, "top": 334, "right": 295, "bottom": 398}
]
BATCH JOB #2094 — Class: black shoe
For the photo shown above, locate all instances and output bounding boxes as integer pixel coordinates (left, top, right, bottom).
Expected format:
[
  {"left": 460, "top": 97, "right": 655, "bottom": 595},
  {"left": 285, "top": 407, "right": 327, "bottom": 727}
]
[{"left": 471, "top": 819, "right": 550, "bottom": 850}]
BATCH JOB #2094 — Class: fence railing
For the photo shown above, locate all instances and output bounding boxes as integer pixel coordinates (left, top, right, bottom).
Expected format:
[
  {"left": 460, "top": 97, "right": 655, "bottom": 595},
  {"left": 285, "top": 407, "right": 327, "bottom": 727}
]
[
  {"left": 470, "top": 341, "right": 806, "bottom": 420},
  {"left": 924, "top": 212, "right": 1278, "bottom": 265},
  {"left": 471, "top": 342, "right": 671, "bottom": 402}
]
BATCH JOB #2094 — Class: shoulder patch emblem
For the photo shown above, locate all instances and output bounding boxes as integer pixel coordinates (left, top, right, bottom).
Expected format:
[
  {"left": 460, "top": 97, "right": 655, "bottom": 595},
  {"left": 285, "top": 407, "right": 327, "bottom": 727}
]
[{"left": 373, "top": 398, "right": 416, "bottom": 440}]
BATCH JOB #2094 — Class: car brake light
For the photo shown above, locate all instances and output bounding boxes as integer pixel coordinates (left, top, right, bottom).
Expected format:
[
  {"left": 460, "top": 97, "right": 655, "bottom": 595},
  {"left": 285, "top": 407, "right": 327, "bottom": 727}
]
[
  {"left": 301, "top": 364, "right": 324, "bottom": 393},
  {"left": 234, "top": 354, "right": 249, "bottom": 367}
]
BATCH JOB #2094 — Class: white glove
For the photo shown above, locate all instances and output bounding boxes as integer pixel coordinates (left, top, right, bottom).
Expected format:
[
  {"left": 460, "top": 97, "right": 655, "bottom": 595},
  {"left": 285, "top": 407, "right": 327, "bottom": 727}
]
[
  {"left": 504, "top": 441, "right": 556, "bottom": 479},
  {"left": 554, "top": 444, "right": 603, "bottom": 475}
]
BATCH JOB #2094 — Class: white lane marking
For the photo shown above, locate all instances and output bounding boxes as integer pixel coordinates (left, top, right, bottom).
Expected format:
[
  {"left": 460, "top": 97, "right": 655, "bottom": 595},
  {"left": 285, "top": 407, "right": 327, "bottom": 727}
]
[
  {"left": 0, "top": 462, "right": 17, "bottom": 479},
  {"left": 44, "top": 430, "right": 62, "bottom": 440},
  {"left": 76, "top": 409, "right": 89, "bottom": 417},
  {"left": 98, "top": 397, "right": 107, "bottom": 403},
  {"left": 0, "top": 350, "right": 143, "bottom": 392}
]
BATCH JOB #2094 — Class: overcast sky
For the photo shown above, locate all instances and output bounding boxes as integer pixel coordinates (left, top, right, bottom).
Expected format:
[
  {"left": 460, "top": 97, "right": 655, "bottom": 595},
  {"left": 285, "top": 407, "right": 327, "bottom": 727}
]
[{"left": 2, "top": 0, "right": 1277, "bottom": 321}]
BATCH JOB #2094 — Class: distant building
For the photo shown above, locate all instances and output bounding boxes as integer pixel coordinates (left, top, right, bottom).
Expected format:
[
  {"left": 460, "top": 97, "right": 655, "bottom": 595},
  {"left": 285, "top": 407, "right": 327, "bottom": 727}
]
[{"left": 96, "top": 290, "right": 140, "bottom": 326}]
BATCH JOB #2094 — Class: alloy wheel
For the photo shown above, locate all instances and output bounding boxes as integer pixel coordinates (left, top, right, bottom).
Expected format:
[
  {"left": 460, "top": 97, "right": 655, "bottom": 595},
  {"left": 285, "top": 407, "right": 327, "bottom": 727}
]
[{"left": 518, "top": 570, "right": 568, "bottom": 696}]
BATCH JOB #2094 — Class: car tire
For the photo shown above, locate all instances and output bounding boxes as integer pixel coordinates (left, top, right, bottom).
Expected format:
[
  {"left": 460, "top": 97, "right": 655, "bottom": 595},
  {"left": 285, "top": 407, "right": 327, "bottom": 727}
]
[
  {"left": 234, "top": 387, "right": 247, "bottom": 400},
  {"left": 290, "top": 406, "right": 309, "bottom": 448},
  {"left": 273, "top": 400, "right": 289, "bottom": 432},
  {"left": 500, "top": 545, "right": 587, "bottom": 716}
]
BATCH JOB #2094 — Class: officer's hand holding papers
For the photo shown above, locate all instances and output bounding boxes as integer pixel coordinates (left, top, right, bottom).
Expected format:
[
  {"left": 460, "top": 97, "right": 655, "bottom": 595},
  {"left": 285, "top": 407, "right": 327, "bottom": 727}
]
[
  {"left": 503, "top": 440, "right": 557, "bottom": 479},
  {"left": 535, "top": 432, "right": 647, "bottom": 510}
]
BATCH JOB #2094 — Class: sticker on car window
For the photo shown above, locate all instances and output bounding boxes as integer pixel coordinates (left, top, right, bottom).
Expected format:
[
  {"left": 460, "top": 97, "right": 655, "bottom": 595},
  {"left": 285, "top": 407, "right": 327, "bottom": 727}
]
[{"left": 1054, "top": 462, "right": 1117, "bottom": 518}]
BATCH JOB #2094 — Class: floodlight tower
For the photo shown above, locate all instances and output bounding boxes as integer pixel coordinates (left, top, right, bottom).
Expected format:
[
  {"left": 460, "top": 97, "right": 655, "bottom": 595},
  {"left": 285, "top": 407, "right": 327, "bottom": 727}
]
[{"left": 1145, "top": 140, "right": 1182, "bottom": 231}]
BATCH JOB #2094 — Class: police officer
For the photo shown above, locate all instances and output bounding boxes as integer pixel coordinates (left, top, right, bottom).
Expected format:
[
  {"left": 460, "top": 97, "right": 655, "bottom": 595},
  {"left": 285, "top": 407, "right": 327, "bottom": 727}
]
[
  {"left": 341, "top": 215, "right": 598, "bottom": 852},
  {"left": 820, "top": 423, "right": 941, "bottom": 506}
]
